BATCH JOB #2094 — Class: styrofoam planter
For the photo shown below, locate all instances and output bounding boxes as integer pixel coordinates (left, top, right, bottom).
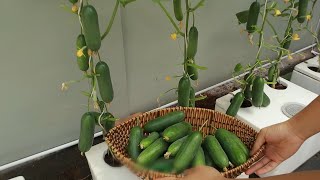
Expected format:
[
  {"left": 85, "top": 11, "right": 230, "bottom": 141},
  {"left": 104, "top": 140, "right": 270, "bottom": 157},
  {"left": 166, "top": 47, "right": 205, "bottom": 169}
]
[
  {"left": 85, "top": 143, "right": 139, "bottom": 180},
  {"left": 291, "top": 56, "right": 320, "bottom": 94},
  {"left": 86, "top": 143, "right": 249, "bottom": 179},
  {"left": 215, "top": 77, "right": 319, "bottom": 177}
]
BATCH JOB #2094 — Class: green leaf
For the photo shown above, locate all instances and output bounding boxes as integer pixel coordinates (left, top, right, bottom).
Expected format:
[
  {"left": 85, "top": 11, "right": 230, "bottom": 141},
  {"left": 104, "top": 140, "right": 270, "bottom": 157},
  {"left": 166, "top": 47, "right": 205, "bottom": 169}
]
[
  {"left": 236, "top": 10, "right": 249, "bottom": 24},
  {"left": 234, "top": 63, "right": 243, "bottom": 73},
  {"left": 119, "top": 0, "right": 136, "bottom": 7},
  {"left": 80, "top": 91, "right": 91, "bottom": 97},
  {"left": 194, "top": 95, "right": 207, "bottom": 101},
  {"left": 187, "top": 63, "right": 208, "bottom": 70}
]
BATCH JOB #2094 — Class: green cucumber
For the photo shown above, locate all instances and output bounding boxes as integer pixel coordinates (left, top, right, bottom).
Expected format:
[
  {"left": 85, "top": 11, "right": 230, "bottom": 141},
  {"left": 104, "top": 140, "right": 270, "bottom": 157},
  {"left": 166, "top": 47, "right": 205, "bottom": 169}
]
[
  {"left": 192, "top": 147, "right": 205, "bottom": 167},
  {"left": 76, "top": 34, "right": 89, "bottom": 71},
  {"left": 283, "top": 28, "right": 293, "bottom": 50},
  {"left": 252, "top": 76, "right": 265, "bottom": 107},
  {"left": 163, "top": 122, "right": 192, "bottom": 142},
  {"left": 187, "top": 26, "right": 198, "bottom": 59},
  {"left": 149, "top": 158, "right": 174, "bottom": 173},
  {"left": 173, "top": 131, "right": 203, "bottom": 173},
  {"left": 189, "top": 87, "right": 195, "bottom": 107},
  {"left": 187, "top": 60, "right": 198, "bottom": 81},
  {"left": 268, "top": 64, "right": 276, "bottom": 82},
  {"left": 204, "top": 150, "right": 215, "bottom": 167},
  {"left": 95, "top": 61, "right": 114, "bottom": 103},
  {"left": 246, "top": 2, "right": 260, "bottom": 33},
  {"left": 203, "top": 135, "right": 229, "bottom": 171},
  {"left": 244, "top": 85, "right": 252, "bottom": 100},
  {"left": 128, "top": 126, "right": 143, "bottom": 161},
  {"left": 164, "top": 136, "right": 188, "bottom": 159},
  {"left": 140, "top": 132, "right": 160, "bottom": 149},
  {"left": 297, "top": 0, "right": 309, "bottom": 23},
  {"left": 137, "top": 138, "right": 168, "bottom": 166},
  {"left": 143, "top": 111, "right": 185, "bottom": 132},
  {"left": 178, "top": 75, "right": 191, "bottom": 107},
  {"left": 173, "top": 0, "right": 183, "bottom": 21},
  {"left": 262, "top": 92, "right": 271, "bottom": 107},
  {"left": 78, "top": 112, "right": 95, "bottom": 153},
  {"left": 215, "top": 128, "right": 249, "bottom": 160},
  {"left": 215, "top": 129, "right": 248, "bottom": 166},
  {"left": 226, "top": 92, "right": 245, "bottom": 117},
  {"left": 244, "top": 74, "right": 254, "bottom": 100},
  {"left": 81, "top": 5, "right": 101, "bottom": 51}
]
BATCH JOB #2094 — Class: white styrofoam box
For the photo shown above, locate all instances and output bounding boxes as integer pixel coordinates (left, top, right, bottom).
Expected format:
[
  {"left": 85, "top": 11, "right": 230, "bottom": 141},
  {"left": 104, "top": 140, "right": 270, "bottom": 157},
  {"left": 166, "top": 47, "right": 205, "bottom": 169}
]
[
  {"left": 291, "top": 56, "right": 320, "bottom": 94},
  {"left": 215, "top": 77, "right": 319, "bottom": 177},
  {"left": 85, "top": 143, "right": 139, "bottom": 180},
  {"left": 9, "top": 177, "right": 25, "bottom": 180},
  {"left": 86, "top": 143, "right": 248, "bottom": 179}
]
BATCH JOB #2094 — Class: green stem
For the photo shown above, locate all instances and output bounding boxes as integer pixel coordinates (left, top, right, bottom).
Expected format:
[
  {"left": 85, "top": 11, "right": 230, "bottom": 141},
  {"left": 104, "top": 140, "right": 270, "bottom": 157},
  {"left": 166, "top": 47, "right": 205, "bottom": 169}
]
[
  {"left": 101, "top": 0, "right": 119, "bottom": 40},
  {"left": 189, "top": 0, "right": 205, "bottom": 12},
  {"left": 255, "top": 0, "right": 269, "bottom": 61},
  {"left": 158, "top": 2, "right": 185, "bottom": 36},
  {"left": 184, "top": 0, "right": 190, "bottom": 72}
]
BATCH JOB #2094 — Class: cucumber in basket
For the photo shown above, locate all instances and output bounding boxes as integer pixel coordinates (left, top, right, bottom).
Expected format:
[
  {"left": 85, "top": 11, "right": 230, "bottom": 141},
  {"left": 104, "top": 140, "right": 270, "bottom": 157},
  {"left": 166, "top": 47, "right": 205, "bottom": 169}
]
[
  {"left": 215, "top": 128, "right": 249, "bottom": 166},
  {"left": 162, "top": 121, "right": 192, "bottom": 142},
  {"left": 149, "top": 158, "right": 174, "bottom": 173},
  {"left": 164, "top": 136, "right": 188, "bottom": 159},
  {"left": 137, "top": 138, "right": 168, "bottom": 166},
  {"left": 143, "top": 111, "right": 185, "bottom": 132},
  {"left": 128, "top": 126, "right": 143, "bottom": 161},
  {"left": 173, "top": 131, "right": 202, "bottom": 173},
  {"left": 192, "top": 146, "right": 206, "bottom": 167},
  {"left": 203, "top": 135, "right": 229, "bottom": 172},
  {"left": 140, "top": 132, "right": 160, "bottom": 150}
]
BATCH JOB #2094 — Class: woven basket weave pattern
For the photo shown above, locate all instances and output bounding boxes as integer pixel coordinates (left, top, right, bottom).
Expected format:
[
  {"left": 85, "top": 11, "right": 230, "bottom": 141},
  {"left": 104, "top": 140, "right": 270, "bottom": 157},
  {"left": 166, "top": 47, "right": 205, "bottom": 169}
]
[{"left": 106, "top": 107, "right": 264, "bottom": 179}]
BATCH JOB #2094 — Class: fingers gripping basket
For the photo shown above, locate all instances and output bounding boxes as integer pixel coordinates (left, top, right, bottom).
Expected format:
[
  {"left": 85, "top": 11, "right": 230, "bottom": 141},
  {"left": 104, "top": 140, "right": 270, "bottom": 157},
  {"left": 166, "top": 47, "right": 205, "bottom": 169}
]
[{"left": 106, "top": 107, "right": 264, "bottom": 179}]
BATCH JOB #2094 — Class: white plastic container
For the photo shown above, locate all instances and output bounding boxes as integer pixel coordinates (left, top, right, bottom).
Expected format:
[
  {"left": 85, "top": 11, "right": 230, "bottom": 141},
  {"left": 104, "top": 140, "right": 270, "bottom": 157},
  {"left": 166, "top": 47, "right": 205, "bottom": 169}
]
[
  {"left": 291, "top": 56, "right": 320, "bottom": 94},
  {"left": 85, "top": 143, "right": 139, "bottom": 180},
  {"left": 215, "top": 78, "right": 319, "bottom": 177}
]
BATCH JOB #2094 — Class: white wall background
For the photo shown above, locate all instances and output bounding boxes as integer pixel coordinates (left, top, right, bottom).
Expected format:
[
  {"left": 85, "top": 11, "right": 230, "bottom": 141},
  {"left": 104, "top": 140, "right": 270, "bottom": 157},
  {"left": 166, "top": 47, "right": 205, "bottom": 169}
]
[{"left": 0, "top": 0, "right": 319, "bottom": 167}]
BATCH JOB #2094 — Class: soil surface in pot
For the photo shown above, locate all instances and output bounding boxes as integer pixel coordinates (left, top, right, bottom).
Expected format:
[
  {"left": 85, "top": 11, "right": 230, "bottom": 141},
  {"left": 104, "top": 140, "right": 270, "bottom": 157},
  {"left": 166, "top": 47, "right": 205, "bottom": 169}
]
[
  {"left": 229, "top": 99, "right": 252, "bottom": 108},
  {"left": 241, "top": 99, "right": 252, "bottom": 108},
  {"left": 269, "top": 82, "right": 287, "bottom": 90},
  {"left": 308, "top": 66, "right": 320, "bottom": 73},
  {"left": 104, "top": 153, "right": 122, "bottom": 167}
]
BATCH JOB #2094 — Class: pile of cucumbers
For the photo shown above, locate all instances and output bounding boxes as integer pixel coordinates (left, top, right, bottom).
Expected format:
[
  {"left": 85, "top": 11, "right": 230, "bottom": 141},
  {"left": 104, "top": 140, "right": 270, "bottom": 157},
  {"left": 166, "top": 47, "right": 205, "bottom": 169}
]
[{"left": 127, "top": 111, "right": 250, "bottom": 174}]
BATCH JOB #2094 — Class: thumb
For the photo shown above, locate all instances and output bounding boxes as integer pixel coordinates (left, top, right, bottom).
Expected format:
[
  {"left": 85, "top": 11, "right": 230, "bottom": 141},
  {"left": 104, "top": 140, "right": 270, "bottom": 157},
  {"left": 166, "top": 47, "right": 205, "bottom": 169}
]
[{"left": 251, "top": 128, "right": 267, "bottom": 156}]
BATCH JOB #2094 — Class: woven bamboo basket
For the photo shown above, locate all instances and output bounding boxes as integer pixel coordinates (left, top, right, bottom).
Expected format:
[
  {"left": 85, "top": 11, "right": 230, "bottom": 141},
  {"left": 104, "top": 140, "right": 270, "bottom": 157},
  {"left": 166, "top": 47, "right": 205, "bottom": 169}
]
[{"left": 106, "top": 107, "right": 264, "bottom": 179}]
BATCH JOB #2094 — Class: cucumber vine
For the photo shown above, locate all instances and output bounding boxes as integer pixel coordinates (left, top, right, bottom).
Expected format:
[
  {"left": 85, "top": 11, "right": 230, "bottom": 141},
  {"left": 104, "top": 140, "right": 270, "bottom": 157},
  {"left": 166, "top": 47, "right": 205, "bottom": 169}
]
[
  {"left": 154, "top": 0, "right": 207, "bottom": 108},
  {"left": 61, "top": 0, "right": 136, "bottom": 154},
  {"left": 227, "top": 0, "right": 319, "bottom": 117}
]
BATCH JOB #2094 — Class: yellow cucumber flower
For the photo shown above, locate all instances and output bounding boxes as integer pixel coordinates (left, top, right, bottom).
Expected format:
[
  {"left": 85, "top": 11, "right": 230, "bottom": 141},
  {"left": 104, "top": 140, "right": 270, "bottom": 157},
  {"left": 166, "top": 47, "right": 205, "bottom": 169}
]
[
  {"left": 76, "top": 48, "right": 84, "bottom": 57},
  {"left": 71, "top": 5, "right": 78, "bottom": 13},
  {"left": 306, "top": 14, "right": 312, "bottom": 21},
  {"left": 292, "top": 33, "right": 300, "bottom": 41},
  {"left": 170, "top": 33, "right": 177, "bottom": 41},
  {"left": 274, "top": 9, "right": 281, "bottom": 16}
]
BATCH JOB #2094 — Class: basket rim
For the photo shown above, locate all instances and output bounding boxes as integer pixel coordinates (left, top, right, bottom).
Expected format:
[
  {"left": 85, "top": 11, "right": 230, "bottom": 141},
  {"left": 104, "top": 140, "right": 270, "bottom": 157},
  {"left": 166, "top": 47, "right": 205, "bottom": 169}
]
[{"left": 106, "top": 107, "right": 264, "bottom": 178}]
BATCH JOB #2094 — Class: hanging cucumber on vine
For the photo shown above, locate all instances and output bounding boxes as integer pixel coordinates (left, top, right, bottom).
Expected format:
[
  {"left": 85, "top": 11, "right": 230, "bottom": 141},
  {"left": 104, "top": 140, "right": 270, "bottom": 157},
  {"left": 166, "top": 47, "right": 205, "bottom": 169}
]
[
  {"left": 153, "top": 0, "right": 207, "bottom": 108},
  {"left": 61, "top": 0, "right": 137, "bottom": 157}
]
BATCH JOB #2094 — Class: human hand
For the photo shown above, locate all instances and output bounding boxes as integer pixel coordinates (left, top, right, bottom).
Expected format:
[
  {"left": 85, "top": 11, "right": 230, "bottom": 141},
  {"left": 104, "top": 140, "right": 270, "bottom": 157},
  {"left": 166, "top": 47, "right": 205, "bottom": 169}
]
[
  {"left": 246, "top": 121, "right": 304, "bottom": 175},
  {"left": 156, "top": 166, "right": 227, "bottom": 180}
]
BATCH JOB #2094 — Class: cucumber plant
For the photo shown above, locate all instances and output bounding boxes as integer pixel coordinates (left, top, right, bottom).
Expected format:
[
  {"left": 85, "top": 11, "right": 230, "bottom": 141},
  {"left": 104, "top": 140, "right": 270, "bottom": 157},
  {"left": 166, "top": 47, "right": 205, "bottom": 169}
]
[
  {"left": 227, "top": 0, "right": 317, "bottom": 116},
  {"left": 61, "top": 0, "right": 136, "bottom": 156},
  {"left": 153, "top": 0, "right": 207, "bottom": 107}
]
